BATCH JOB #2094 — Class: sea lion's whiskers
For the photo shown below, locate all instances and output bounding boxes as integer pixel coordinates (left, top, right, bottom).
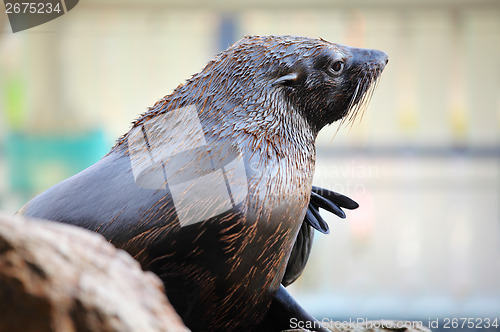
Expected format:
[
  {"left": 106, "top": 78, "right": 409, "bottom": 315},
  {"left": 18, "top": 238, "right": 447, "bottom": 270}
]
[
  {"left": 356, "top": 74, "right": 376, "bottom": 123},
  {"left": 332, "top": 77, "right": 363, "bottom": 139},
  {"left": 344, "top": 72, "right": 369, "bottom": 128},
  {"left": 347, "top": 70, "right": 380, "bottom": 127},
  {"left": 347, "top": 78, "right": 362, "bottom": 116},
  {"left": 363, "top": 73, "right": 381, "bottom": 117}
]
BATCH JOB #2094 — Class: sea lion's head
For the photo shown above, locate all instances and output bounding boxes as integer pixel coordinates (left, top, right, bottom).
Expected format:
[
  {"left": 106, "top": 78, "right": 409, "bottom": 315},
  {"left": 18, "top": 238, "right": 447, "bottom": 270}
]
[
  {"left": 270, "top": 37, "right": 388, "bottom": 133},
  {"left": 227, "top": 35, "right": 388, "bottom": 134}
]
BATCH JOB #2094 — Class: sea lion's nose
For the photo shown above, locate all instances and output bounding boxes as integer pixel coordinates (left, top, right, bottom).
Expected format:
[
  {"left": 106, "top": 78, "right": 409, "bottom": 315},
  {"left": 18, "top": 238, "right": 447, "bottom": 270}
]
[
  {"left": 380, "top": 51, "right": 389, "bottom": 66},
  {"left": 349, "top": 47, "right": 388, "bottom": 69},
  {"left": 371, "top": 50, "right": 389, "bottom": 69},
  {"left": 372, "top": 50, "right": 389, "bottom": 68}
]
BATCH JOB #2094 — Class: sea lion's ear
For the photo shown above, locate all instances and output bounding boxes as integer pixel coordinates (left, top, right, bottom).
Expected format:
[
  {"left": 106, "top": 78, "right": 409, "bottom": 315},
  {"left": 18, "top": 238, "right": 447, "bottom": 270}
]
[{"left": 272, "top": 72, "right": 301, "bottom": 87}]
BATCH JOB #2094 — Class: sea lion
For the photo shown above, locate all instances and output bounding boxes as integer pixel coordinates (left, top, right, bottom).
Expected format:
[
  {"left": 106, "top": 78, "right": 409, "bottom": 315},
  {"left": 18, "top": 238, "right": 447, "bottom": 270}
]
[{"left": 18, "top": 35, "right": 387, "bottom": 331}]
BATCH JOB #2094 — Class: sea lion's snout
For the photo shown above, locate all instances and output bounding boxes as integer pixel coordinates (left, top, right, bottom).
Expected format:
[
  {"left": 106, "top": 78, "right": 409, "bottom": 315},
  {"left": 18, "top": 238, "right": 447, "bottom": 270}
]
[{"left": 348, "top": 47, "right": 389, "bottom": 71}]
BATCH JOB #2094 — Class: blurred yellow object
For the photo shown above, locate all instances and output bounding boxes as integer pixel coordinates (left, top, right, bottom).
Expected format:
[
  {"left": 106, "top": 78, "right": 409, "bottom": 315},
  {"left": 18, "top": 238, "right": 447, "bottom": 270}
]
[
  {"left": 449, "top": 106, "right": 468, "bottom": 139},
  {"left": 398, "top": 106, "right": 418, "bottom": 133}
]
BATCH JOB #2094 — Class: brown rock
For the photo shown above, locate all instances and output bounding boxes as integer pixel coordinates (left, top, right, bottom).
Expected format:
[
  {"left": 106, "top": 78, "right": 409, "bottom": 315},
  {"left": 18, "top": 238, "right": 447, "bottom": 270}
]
[{"left": 0, "top": 213, "right": 189, "bottom": 332}]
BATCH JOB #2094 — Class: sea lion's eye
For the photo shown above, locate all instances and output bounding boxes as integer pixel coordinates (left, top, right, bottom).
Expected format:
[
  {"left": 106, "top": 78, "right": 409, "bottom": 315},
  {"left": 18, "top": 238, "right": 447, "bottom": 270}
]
[{"left": 330, "top": 61, "right": 344, "bottom": 75}]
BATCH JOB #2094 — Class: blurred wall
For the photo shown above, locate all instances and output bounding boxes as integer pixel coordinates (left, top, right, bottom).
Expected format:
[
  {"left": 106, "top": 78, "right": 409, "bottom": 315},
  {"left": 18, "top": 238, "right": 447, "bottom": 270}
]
[{"left": 1, "top": 0, "right": 499, "bottom": 324}]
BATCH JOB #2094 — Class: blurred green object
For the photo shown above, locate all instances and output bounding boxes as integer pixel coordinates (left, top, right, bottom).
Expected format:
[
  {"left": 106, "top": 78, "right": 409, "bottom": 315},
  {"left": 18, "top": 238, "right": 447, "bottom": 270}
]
[
  {"left": 5, "top": 129, "right": 109, "bottom": 199},
  {"left": 5, "top": 76, "right": 26, "bottom": 130}
]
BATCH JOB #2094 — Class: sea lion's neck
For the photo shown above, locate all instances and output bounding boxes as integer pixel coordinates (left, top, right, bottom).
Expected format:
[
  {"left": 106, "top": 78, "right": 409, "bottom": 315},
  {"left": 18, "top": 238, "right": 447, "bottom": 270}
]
[{"left": 206, "top": 101, "right": 317, "bottom": 209}]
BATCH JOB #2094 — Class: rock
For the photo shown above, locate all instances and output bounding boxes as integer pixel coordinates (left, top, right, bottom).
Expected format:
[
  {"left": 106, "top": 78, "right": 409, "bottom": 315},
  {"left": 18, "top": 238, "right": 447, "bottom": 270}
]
[{"left": 0, "top": 213, "right": 189, "bottom": 332}]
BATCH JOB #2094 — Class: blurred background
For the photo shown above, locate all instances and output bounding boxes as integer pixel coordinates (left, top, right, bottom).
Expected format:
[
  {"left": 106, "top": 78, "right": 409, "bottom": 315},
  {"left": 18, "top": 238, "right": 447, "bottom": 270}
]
[{"left": 1, "top": 0, "right": 499, "bottom": 329}]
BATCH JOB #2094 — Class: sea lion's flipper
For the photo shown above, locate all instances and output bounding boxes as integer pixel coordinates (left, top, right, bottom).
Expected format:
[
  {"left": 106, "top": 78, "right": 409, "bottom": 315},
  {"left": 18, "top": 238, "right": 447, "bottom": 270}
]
[
  {"left": 304, "top": 207, "right": 329, "bottom": 234},
  {"left": 305, "top": 186, "right": 359, "bottom": 233},
  {"left": 283, "top": 187, "right": 359, "bottom": 286},
  {"left": 310, "top": 191, "right": 346, "bottom": 219},
  {"left": 253, "top": 284, "right": 330, "bottom": 332},
  {"left": 311, "top": 186, "right": 359, "bottom": 210}
]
